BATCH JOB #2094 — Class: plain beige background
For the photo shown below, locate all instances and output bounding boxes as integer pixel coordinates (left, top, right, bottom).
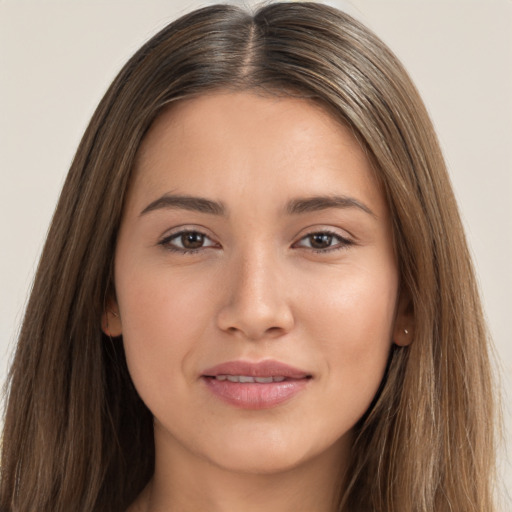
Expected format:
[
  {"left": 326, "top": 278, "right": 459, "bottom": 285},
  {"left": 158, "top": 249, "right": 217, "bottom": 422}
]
[{"left": 1, "top": 0, "right": 511, "bottom": 504}]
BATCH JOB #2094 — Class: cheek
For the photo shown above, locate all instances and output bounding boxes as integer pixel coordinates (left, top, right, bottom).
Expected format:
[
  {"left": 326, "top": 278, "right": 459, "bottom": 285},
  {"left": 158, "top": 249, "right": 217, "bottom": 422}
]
[
  {"left": 303, "top": 264, "right": 398, "bottom": 404},
  {"left": 115, "top": 265, "right": 215, "bottom": 397},
  {"left": 306, "top": 261, "right": 397, "bottom": 336}
]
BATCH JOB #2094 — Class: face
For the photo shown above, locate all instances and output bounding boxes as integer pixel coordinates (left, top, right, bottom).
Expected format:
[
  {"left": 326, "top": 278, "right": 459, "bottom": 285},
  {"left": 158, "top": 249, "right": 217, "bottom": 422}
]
[{"left": 107, "top": 91, "right": 410, "bottom": 476}]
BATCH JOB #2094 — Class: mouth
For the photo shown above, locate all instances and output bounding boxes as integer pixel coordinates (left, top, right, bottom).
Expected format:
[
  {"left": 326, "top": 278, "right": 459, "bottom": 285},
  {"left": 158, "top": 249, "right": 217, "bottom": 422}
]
[
  {"left": 207, "top": 375, "right": 290, "bottom": 383},
  {"left": 202, "top": 359, "right": 311, "bottom": 379},
  {"left": 201, "top": 360, "right": 312, "bottom": 409}
]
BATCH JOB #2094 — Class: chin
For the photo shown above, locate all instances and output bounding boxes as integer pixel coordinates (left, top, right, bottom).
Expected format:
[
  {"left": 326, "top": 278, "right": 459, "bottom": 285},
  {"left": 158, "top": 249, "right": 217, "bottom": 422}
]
[
  {"left": 210, "top": 446, "right": 310, "bottom": 476},
  {"left": 199, "top": 426, "right": 348, "bottom": 476}
]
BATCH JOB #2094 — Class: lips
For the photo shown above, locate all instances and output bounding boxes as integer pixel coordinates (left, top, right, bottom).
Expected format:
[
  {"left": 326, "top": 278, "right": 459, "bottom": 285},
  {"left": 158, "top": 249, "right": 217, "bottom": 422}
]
[
  {"left": 204, "top": 360, "right": 310, "bottom": 377},
  {"left": 202, "top": 360, "right": 311, "bottom": 409}
]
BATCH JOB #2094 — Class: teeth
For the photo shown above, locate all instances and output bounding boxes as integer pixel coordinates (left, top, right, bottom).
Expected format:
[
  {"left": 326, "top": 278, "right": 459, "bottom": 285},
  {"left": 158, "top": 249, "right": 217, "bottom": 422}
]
[
  {"left": 255, "top": 377, "right": 273, "bottom": 383},
  {"left": 215, "top": 375, "right": 286, "bottom": 383}
]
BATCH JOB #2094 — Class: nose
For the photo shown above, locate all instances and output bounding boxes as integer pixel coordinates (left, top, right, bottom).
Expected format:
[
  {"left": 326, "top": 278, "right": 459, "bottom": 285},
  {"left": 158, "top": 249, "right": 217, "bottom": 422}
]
[{"left": 216, "top": 249, "right": 294, "bottom": 341}]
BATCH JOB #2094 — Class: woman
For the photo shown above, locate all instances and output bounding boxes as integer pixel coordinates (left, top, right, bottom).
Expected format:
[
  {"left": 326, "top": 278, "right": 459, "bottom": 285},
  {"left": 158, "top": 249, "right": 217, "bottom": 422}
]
[{"left": 0, "top": 2, "right": 497, "bottom": 511}]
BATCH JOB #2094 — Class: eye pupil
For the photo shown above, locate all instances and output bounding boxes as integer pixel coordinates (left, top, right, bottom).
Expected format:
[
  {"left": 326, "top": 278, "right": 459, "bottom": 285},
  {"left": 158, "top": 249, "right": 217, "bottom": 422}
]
[
  {"left": 182, "top": 232, "right": 204, "bottom": 249},
  {"left": 310, "top": 233, "right": 333, "bottom": 249}
]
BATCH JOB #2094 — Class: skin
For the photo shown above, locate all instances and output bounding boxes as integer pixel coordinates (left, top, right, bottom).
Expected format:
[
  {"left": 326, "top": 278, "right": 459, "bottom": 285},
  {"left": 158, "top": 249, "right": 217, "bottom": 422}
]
[{"left": 105, "top": 91, "right": 412, "bottom": 512}]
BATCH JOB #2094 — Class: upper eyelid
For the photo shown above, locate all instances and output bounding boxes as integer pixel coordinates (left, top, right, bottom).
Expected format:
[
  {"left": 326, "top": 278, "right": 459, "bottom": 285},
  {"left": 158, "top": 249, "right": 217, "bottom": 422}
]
[
  {"left": 157, "top": 226, "right": 354, "bottom": 247},
  {"left": 165, "top": 231, "right": 214, "bottom": 242},
  {"left": 294, "top": 225, "right": 355, "bottom": 242},
  {"left": 294, "top": 231, "right": 352, "bottom": 245},
  {"left": 159, "top": 225, "right": 215, "bottom": 240},
  {"left": 157, "top": 227, "right": 219, "bottom": 249},
  {"left": 291, "top": 227, "right": 356, "bottom": 254}
]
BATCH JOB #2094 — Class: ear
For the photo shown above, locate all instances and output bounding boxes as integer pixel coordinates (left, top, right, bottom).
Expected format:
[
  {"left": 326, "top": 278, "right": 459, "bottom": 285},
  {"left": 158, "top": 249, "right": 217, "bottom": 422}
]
[
  {"left": 392, "top": 287, "right": 414, "bottom": 347},
  {"left": 101, "top": 300, "right": 123, "bottom": 337}
]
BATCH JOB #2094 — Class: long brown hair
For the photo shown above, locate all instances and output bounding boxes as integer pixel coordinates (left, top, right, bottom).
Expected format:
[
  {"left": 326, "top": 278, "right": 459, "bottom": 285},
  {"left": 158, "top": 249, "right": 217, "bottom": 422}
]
[{"left": 1, "top": 3, "right": 496, "bottom": 511}]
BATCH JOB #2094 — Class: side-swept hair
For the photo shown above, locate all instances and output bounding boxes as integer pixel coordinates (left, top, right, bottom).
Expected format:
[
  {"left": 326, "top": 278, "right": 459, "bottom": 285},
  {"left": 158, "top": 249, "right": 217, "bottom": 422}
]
[{"left": 1, "top": 3, "right": 496, "bottom": 511}]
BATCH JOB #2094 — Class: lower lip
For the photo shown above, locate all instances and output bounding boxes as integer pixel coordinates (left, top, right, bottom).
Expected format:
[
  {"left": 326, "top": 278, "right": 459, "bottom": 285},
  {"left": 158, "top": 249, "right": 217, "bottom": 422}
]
[{"left": 203, "top": 377, "right": 310, "bottom": 409}]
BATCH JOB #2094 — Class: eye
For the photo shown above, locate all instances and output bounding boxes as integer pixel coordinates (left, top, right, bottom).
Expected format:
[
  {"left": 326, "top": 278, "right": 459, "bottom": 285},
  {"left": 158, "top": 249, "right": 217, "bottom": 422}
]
[
  {"left": 294, "top": 231, "right": 353, "bottom": 252},
  {"left": 159, "top": 230, "right": 218, "bottom": 253}
]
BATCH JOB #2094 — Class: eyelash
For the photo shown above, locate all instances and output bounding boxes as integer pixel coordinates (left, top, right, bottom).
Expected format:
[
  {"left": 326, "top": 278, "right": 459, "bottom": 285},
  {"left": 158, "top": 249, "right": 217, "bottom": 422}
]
[
  {"left": 293, "top": 230, "right": 354, "bottom": 253},
  {"left": 158, "top": 230, "right": 218, "bottom": 254},
  {"left": 158, "top": 229, "right": 354, "bottom": 255}
]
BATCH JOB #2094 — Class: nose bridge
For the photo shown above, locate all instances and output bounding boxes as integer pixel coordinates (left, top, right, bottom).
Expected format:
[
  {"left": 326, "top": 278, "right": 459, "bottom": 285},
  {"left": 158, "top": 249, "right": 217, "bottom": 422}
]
[
  {"left": 217, "top": 243, "right": 293, "bottom": 339},
  {"left": 239, "top": 248, "right": 278, "bottom": 309}
]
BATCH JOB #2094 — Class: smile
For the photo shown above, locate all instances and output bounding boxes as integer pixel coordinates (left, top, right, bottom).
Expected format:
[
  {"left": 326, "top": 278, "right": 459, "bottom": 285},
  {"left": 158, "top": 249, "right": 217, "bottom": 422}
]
[
  {"left": 202, "top": 360, "right": 312, "bottom": 409},
  {"left": 213, "top": 375, "right": 287, "bottom": 383}
]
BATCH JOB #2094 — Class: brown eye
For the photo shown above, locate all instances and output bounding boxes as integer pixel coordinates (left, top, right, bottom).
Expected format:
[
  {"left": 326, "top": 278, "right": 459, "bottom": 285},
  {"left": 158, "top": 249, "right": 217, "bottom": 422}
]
[
  {"left": 181, "top": 232, "right": 205, "bottom": 249},
  {"left": 309, "top": 233, "right": 333, "bottom": 249},
  {"left": 294, "top": 231, "right": 353, "bottom": 252},
  {"left": 160, "top": 230, "right": 217, "bottom": 253}
]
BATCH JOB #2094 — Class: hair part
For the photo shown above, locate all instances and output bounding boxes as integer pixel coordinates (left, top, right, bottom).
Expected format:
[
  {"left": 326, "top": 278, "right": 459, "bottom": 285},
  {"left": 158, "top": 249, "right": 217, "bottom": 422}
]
[{"left": 1, "top": 3, "right": 497, "bottom": 511}]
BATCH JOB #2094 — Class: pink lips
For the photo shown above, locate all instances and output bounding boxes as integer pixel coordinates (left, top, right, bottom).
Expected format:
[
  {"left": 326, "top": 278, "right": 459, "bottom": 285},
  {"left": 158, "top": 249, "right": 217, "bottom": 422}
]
[{"left": 202, "top": 360, "right": 311, "bottom": 409}]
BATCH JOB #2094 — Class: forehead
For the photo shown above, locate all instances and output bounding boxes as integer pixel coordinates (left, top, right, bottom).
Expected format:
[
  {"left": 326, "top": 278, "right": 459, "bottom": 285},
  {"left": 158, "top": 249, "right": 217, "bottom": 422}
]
[{"left": 128, "top": 91, "right": 386, "bottom": 217}]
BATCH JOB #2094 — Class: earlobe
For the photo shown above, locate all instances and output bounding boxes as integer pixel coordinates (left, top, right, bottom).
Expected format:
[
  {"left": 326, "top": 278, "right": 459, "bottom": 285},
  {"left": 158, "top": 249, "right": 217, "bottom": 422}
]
[
  {"left": 393, "top": 289, "right": 414, "bottom": 347},
  {"left": 101, "top": 306, "right": 122, "bottom": 337},
  {"left": 394, "top": 326, "right": 413, "bottom": 347}
]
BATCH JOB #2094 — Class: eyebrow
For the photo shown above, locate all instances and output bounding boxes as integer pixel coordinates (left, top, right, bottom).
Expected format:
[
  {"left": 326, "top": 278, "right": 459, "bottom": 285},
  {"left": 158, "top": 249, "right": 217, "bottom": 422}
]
[
  {"left": 140, "top": 194, "right": 225, "bottom": 216},
  {"left": 286, "top": 195, "right": 375, "bottom": 217},
  {"left": 139, "top": 193, "right": 375, "bottom": 218}
]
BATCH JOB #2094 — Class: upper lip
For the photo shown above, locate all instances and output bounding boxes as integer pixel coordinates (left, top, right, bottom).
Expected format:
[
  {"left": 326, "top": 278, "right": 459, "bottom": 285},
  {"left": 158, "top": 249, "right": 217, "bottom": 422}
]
[{"left": 202, "top": 360, "right": 311, "bottom": 379}]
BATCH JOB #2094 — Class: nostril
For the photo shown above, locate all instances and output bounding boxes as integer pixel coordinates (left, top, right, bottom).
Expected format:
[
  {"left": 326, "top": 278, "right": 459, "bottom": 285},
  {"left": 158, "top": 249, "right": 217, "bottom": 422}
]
[{"left": 216, "top": 290, "right": 295, "bottom": 339}]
